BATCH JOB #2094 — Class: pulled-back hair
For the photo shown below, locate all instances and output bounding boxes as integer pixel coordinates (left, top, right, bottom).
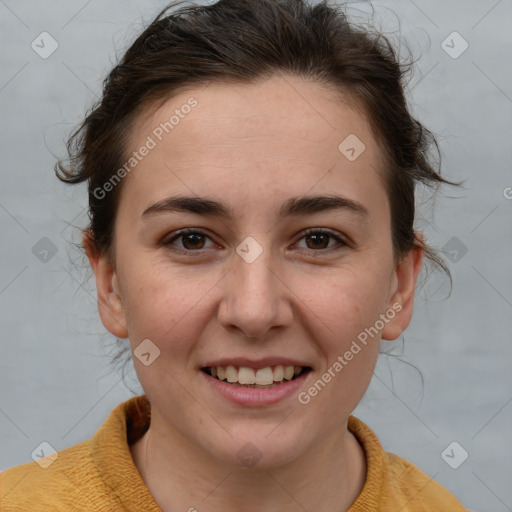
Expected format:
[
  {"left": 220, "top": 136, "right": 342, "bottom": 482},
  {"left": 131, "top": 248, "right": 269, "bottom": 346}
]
[{"left": 56, "top": 0, "right": 459, "bottom": 374}]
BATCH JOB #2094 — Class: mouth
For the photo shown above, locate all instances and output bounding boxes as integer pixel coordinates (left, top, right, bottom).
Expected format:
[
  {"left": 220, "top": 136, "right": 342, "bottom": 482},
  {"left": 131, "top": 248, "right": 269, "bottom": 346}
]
[{"left": 201, "top": 365, "right": 313, "bottom": 389}]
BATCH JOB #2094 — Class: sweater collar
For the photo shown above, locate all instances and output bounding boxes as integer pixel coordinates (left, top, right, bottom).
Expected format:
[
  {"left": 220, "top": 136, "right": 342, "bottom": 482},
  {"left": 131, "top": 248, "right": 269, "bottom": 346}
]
[
  {"left": 347, "top": 415, "right": 385, "bottom": 510},
  {"left": 90, "top": 394, "right": 385, "bottom": 510},
  {"left": 90, "top": 394, "right": 160, "bottom": 511}
]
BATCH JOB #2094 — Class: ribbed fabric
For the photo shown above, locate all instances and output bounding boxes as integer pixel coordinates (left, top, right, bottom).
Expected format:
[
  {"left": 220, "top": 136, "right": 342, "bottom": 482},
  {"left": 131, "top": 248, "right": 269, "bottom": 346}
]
[
  {"left": 0, "top": 395, "right": 468, "bottom": 511},
  {"left": 346, "top": 416, "right": 468, "bottom": 511}
]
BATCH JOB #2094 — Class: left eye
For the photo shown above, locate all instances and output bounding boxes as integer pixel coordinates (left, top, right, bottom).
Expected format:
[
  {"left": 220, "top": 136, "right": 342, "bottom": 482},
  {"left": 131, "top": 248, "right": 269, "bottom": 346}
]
[
  {"left": 163, "top": 229, "right": 346, "bottom": 253},
  {"left": 294, "top": 229, "right": 346, "bottom": 251}
]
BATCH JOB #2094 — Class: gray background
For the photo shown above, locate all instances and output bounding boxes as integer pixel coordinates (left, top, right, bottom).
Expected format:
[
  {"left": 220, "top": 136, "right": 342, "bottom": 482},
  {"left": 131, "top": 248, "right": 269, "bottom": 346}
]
[{"left": 1, "top": 0, "right": 511, "bottom": 510}]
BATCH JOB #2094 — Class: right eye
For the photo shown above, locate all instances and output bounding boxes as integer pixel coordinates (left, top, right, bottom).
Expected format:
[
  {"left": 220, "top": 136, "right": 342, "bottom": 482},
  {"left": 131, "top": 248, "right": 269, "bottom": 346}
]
[{"left": 163, "top": 229, "right": 219, "bottom": 253}]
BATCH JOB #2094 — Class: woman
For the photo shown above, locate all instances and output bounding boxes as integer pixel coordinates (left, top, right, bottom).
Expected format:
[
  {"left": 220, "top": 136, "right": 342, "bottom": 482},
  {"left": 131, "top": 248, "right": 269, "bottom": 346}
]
[{"left": 0, "top": 0, "right": 469, "bottom": 510}]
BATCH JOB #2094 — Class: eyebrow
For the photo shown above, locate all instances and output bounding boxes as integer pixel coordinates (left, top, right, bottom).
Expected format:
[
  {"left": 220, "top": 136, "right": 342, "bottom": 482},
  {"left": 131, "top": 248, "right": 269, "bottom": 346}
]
[{"left": 141, "top": 194, "right": 369, "bottom": 221}]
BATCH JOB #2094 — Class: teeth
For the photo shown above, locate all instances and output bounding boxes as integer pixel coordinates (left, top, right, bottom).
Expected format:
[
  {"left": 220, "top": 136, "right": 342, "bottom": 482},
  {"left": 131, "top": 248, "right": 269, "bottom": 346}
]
[
  {"left": 238, "top": 367, "right": 255, "bottom": 385},
  {"left": 255, "top": 367, "right": 274, "bottom": 385},
  {"left": 283, "top": 365, "right": 294, "bottom": 380},
  {"left": 211, "top": 365, "right": 305, "bottom": 385},
  {"left": 226, "top": 365, "right": 237, "bottom": 383}
]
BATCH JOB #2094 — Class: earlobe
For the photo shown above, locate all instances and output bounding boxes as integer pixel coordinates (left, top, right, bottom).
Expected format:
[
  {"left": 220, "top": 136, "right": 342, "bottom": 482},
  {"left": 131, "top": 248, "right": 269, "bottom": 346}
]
[
  {"left": 82, "top": 230, "right": 129, "bottom": 339},
  {"left": 381, "top": 236, "right": 424, "bottom": 341}
]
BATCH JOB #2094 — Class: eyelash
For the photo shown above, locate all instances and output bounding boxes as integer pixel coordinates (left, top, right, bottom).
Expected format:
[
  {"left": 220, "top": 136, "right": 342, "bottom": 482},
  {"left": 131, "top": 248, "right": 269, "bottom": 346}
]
[{"left": 162, "top": 228, "right": 348, "bottom": 256}]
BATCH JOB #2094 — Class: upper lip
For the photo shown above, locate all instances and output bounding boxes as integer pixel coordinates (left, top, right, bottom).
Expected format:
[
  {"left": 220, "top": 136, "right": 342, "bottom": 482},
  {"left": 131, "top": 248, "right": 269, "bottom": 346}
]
[{"left": 201, "top": 357, "right": 312, "bottom": 370}]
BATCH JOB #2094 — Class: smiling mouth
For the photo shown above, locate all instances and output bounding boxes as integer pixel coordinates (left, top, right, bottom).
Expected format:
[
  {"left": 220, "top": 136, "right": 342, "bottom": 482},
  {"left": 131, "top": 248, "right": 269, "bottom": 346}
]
[{"left": 201, "top": 365, "right": 312, "bottom": 388}]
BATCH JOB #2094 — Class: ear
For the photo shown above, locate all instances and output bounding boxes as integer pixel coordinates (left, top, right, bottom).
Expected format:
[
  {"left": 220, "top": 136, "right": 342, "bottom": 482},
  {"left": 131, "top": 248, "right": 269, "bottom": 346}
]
[
  {"left": 83, "top": 230, "right": 129, "bottom": 339},
  {"left": 381, "top": 232, "right": 424, "bottom": 341}
]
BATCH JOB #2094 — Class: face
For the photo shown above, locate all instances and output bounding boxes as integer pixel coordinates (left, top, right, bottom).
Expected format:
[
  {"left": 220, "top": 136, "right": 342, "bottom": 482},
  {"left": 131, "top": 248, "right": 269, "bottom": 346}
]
[{"left": 85, "top": 74, "right": 422, "bottom": 469}]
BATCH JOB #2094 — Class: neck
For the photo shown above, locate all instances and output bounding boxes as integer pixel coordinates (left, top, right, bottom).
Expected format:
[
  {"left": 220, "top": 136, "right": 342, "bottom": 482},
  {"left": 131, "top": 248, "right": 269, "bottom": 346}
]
[{"left": 130, "top": 406, "right": 366, "bottom": 512}]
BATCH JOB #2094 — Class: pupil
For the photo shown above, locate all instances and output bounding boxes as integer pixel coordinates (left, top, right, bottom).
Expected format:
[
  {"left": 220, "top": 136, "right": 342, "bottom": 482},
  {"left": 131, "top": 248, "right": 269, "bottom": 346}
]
[
  {"left": 183, "top": 234, "right": 203, "bottom": 249},
  {"left": 308, "top": 234, "right": 328, "bottom": 249},
  {"left": 182, "top": 233, "right": 328, "bottom": 250}
]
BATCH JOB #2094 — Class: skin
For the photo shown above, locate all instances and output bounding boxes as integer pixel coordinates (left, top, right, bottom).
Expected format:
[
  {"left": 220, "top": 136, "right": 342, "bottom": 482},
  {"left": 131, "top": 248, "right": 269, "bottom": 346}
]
[{"left": 84, "top": 74, "right": 423, "bottom": 512}]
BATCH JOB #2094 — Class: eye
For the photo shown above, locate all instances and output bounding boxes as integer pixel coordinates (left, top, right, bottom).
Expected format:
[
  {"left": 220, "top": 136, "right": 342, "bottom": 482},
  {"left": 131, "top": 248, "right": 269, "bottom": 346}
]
[
  {"left": 294, "top": 229, "right": 347, "bottom": 252},
  {"left": 163, "top": 229, "right": 217, "bottom": 253},
  {"left": 162, "top": 228, "right": 348, "bottom": 255}
]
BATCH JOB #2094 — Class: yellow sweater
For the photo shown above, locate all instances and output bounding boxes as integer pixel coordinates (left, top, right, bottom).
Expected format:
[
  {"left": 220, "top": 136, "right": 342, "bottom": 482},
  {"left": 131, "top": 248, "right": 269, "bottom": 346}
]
[{"left": 0, "top": 395, "right": 468, "bottom": 511}]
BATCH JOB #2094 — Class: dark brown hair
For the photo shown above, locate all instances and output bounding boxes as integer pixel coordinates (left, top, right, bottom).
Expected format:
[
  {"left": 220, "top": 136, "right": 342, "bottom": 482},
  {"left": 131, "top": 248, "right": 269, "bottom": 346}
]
[{"left": 56, "top": 0, "right": 459, "bottom": 375}]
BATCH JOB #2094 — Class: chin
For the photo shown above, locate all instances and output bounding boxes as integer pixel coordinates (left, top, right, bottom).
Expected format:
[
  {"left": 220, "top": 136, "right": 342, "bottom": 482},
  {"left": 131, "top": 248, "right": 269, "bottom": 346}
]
[{"left": 200, "top": 427, "right": 309, "bottom": 470}]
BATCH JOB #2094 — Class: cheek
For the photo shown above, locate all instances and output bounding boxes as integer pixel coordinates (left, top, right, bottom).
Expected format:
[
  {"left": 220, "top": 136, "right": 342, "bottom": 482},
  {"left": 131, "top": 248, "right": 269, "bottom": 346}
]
[
  {"left": 297, "top": 270, "right": 386, "bottom": 418},
  {"left": 117, "top": 256, "right": 204, "bottom": 351},
  {"left": 296, "top": 264, "right": 391, "bottom": 347}
]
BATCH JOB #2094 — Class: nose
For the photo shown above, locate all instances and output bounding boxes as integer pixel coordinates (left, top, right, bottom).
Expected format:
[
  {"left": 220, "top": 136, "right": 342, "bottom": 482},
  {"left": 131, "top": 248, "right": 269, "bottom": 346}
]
[{"left": 217, "top": 241, "right": 293, "bottom": 339}]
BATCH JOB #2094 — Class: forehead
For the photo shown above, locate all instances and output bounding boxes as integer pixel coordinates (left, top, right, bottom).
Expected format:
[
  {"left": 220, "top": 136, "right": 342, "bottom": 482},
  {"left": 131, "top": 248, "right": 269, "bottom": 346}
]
[{"left": 119, "top": 74, "right": 387, "bottom": 219}]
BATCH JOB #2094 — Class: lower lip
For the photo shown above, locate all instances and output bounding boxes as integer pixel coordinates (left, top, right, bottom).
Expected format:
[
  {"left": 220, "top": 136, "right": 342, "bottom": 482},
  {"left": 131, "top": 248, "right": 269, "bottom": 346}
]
[{"left": 200, "top": 369, "right": 311, "bottom": 407}]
